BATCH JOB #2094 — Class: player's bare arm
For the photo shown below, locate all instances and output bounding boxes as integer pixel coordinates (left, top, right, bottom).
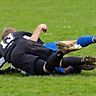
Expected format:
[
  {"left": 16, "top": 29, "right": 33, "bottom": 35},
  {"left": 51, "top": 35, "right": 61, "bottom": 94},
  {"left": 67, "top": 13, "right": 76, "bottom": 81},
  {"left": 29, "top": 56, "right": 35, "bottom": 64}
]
[{"left": 30, "top": 24, "right": 47, "bottom": 41}]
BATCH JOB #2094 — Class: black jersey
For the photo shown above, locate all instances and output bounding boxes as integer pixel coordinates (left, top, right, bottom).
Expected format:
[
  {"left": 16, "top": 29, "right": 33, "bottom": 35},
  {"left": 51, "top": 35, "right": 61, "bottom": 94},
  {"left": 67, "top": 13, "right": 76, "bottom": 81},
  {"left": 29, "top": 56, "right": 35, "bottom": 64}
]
[
  {"left": 0, "top": 31, "right": 44, "bottom": 55},
  {"left": 12, "top": 31, "right": 44, "bottom": 44},
  {"left": 0, "top": 31, "right": 51, "bottom": 63}
]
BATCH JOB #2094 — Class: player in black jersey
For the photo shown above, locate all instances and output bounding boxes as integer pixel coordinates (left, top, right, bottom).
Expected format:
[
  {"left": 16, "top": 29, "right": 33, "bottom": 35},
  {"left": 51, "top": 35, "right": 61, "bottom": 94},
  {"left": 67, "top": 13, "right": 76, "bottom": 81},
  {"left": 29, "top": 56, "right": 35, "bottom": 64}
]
[
  {"left": 0, "top": 24, "right": 75, "bottom": 75},
  {"left": 0, "top": 24, "right": 70, "bottom": 75},
  {"left": 0, "top": 24, "right": 96, "bottom": 75}
]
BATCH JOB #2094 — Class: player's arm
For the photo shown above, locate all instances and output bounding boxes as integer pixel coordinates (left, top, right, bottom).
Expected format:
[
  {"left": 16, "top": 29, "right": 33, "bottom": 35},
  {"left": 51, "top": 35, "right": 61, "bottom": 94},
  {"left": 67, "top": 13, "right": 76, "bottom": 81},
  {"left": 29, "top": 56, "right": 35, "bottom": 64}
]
[{"left": 30, "top": 24, "right": 47, "bottom": 42}]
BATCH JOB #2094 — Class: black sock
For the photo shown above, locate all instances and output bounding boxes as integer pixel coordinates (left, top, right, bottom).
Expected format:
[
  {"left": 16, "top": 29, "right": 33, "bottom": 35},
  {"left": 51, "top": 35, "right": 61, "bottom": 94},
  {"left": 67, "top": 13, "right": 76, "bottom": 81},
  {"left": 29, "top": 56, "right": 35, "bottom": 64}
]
[
  {"left": 61, "top": 57, "right": 82, "bottom": 68},
  {"left": 45, "top": 51, "right": 64, "bottom": 72}
]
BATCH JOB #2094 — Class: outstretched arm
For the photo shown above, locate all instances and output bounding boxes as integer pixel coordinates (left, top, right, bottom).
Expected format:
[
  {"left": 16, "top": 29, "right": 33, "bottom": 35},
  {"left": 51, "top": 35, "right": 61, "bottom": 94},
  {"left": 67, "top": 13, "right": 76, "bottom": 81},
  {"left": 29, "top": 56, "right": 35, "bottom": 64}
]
[{"left": 30, "top": 24, "right": 47, "bottom": 42}]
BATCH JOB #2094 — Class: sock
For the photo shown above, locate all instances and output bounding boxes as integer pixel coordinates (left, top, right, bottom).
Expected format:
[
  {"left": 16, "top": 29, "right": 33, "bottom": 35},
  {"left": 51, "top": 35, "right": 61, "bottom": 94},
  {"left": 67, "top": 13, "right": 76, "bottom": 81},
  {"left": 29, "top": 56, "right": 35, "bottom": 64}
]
[
  {"left": 45, "top": 51, "right": 64, "bottom": 72},
  {"left": 70, "top": 66, "right": 82, "bottom": 74},
  {"left": 76, "top": 36, "right": 94, "bottom": 47},
  {"left": 61, "top": 57, "right": 82, "bottom": 68}
]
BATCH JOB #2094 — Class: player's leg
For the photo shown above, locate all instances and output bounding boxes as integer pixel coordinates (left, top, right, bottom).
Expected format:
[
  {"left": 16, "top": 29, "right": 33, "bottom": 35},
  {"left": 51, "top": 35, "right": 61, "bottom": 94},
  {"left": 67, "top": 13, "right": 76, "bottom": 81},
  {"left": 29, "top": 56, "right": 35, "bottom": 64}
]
[
  {"left": 59, "top": 56, "right": 96, "bottom": 68},
  {"left": 54, "top": 57, "right": 82, "bottom": 75},
  {"left": 55, "top": 56, "right": 96, "bottom": 75},
  {"left": 35, "top": 51, "right": 64, "bottom": 75},
  {"left": 43, "top": 41, "right": 81, "bottom": 53},
  {"left": 11, "top": 51, "right": 64, "bottom": 75},
  {"left": 57, "top": 36, "right": 96, "bottom": 52},
  {"left": 76, "top": 36, "right": 96, "bottom": 47},
  {"left": 54, "top": 66, "right": 81, "bottom": 75},
  {"left": 18, "top": 50, "right": 64, "bottom": 75},
  {"left": 43, "top": 36, "right": 96, "bottom": 53},
  {"left": 50, "top": 36, "right": 96, "bottom": 53},
  {"left": 59, "top": 36, "right": 96, "bottom": 47},
  {"left": 43, "top": 51, "right": 64, "bottom": 73}
]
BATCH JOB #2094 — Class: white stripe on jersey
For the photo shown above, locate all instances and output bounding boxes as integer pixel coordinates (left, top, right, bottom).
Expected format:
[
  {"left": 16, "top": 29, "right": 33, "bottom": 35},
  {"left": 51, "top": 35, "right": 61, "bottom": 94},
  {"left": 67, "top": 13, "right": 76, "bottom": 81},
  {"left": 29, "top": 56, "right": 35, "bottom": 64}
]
[
  {"left": 0, "top": 57, "right": 5, "bottom": 67},
  {"left": 23, "top": 35, "right": 31, "bottom": 40}
]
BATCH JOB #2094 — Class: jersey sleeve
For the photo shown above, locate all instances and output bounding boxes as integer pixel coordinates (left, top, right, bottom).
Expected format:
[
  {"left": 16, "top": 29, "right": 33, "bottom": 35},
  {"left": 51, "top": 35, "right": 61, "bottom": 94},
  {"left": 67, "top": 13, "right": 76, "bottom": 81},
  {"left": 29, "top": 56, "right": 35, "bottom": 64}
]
[{"left": 20, "top": 31, "right": 44, "bottom": 44}]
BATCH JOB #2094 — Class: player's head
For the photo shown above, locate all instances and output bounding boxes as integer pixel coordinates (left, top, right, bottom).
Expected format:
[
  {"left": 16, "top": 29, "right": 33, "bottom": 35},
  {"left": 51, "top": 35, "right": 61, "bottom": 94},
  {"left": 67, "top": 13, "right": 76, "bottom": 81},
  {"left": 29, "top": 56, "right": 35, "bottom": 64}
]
[{"left": 1, "top": 27, "right": 16, "bottom": 39}]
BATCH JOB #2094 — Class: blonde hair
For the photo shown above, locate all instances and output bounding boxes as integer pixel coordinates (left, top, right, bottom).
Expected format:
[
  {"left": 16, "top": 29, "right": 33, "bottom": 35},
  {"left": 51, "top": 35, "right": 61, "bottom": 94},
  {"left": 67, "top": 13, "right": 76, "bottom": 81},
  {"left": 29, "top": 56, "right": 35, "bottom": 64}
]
[{"left": 1, "top": 27, "right": 16, "bottom": 39}]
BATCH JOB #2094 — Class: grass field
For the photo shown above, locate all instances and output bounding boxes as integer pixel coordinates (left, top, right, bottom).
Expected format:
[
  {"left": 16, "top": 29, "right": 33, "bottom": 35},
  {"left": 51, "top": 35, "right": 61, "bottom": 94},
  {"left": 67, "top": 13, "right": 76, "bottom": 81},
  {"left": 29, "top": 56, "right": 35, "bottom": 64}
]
[{"left": 0, "top": 0, "right": 96, "bottom": 96}]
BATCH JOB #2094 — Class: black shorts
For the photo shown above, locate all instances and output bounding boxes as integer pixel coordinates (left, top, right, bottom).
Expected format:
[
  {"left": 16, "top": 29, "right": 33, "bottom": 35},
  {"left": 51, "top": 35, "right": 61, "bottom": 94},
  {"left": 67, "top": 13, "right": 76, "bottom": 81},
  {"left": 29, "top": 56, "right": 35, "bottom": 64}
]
[
  {"left": 12, "top": 54, "right": 46, "bottom": 75},
  {"left": 9, "top": 39, "right": 51, "bottom": 75}
]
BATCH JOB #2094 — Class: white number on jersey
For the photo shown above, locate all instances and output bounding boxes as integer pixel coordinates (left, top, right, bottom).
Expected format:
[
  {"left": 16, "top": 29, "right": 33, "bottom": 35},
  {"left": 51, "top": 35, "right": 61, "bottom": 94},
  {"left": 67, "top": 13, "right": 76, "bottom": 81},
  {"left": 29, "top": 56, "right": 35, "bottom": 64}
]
[{"left": 0, "top": 33, "right": 15, "bottom": 49}]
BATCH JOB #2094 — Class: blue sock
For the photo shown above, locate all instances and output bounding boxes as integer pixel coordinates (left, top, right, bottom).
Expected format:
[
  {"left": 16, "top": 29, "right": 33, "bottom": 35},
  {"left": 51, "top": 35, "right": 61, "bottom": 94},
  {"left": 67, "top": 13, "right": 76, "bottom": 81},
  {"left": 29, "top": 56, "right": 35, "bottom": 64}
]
[
  {"left": 76, "top": 36, "right": 94, "bottom": 47},
  {"left": 55, "top": 67, "right": 65, "bottom": 74}
]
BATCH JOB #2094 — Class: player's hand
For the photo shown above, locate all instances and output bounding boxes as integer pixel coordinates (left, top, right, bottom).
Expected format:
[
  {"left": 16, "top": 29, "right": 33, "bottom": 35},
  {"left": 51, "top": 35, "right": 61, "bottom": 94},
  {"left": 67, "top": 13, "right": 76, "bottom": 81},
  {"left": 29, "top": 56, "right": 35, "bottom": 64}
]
[{"left": 38, "top": 24, "right": 47, "bottom": 33}]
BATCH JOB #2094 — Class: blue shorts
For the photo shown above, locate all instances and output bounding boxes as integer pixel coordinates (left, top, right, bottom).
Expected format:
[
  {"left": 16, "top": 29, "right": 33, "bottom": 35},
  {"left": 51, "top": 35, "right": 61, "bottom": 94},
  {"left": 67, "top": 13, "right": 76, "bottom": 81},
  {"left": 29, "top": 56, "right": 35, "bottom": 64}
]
[{"left": 43, "top": 42, "right": 58, "bottom": 52}]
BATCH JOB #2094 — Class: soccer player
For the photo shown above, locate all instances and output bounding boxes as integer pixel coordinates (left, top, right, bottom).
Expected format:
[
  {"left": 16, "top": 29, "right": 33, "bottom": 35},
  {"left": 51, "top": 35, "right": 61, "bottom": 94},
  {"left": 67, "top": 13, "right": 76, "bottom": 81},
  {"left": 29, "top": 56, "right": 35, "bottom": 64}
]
[
  {"left": 0, "top": 24, "right": 79, "bottom": 75},
  {"left": 0, "top": 24, "right": 96, "bottom": 75}
]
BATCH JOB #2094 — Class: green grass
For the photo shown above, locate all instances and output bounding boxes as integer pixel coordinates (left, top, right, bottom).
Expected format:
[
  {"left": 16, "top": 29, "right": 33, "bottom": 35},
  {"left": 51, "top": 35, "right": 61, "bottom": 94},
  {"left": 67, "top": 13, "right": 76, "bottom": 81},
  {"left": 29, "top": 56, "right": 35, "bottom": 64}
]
[{"left": 0, "top": 0, "right": 96, "bottom": 96}]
